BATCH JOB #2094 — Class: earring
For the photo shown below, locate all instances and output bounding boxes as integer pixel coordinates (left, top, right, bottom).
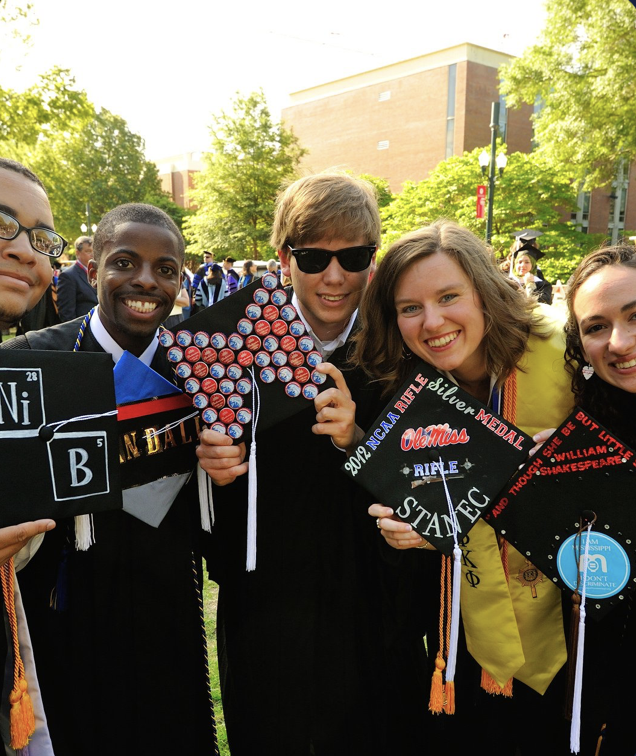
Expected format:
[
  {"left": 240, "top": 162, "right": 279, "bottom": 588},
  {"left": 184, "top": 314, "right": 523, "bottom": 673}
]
[
  {"left": 582, "top": 364, "right": 595, "bottom": 380},
  {"left": 402, "top": 343, "right": 413, "bottom": 360}
]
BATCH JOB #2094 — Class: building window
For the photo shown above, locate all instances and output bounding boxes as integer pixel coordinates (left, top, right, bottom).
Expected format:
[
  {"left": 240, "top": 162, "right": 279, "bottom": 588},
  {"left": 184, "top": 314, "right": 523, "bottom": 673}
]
[
  {"left": 572, "top": 190, "right": 591, "bottom": 234},
  {"left": 445, "top": 64, "right": 457, "bottom": 159},
  {"left": 377, "top": 140, "right": 389, "bottom": 150},
  {"left": 378, "top": 91, "right": 391, "bottom": 102}
]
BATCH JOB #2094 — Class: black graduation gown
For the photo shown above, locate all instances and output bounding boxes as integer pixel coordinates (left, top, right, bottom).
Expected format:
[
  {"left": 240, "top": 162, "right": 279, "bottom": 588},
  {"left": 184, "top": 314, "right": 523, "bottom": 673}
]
[
  {"left": 1, "top": 319, "right": 217, "bottom": 756},
  {"left": 205, "top": 333, "right": 435, "bottom": 756}
]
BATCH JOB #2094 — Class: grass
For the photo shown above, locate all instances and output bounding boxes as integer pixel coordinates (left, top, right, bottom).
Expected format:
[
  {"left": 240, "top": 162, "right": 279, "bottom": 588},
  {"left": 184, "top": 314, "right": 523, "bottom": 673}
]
[{"left": 203, "top": 576, "right": 231, "bottom": 756}]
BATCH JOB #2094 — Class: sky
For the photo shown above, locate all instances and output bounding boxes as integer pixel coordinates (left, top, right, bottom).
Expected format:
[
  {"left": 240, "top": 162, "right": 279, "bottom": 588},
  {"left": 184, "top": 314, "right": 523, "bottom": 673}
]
[{"left": 2, "top": 0, "right": 548, "bottom": 162}]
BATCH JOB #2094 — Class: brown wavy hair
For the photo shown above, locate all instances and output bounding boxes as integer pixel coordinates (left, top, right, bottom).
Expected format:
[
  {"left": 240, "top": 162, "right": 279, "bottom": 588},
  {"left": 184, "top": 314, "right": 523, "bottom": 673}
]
[
  {"left": 351, "top": 219, "right": 547, "bottom": 397},
  {"left": 565, "top": 243, "right": 636, "bottom": 446}
]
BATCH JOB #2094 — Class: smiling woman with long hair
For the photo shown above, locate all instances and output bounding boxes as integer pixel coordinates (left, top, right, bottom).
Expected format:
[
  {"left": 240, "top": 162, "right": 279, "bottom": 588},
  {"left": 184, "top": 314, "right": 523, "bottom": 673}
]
[
  {"left": 352, "top": 219, "right": 575, "bottom": 754},
  {"left": 562, "top": 243, "right": 636, "bottom": 754}
]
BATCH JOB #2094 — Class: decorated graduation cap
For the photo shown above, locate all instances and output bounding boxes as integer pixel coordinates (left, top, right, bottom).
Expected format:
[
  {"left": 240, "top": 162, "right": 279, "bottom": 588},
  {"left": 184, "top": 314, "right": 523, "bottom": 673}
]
[
  {"left": 0, "top": 349, "right": 121, "bottom": 527},
  {"left": 485, "top": 406, "right": 636, "bottom": 618},
  {"left": 0, "top": 350, "right": 119, "bottom": 748},
  {"left": 159, "top": 272, "right": 334, "bottom": 569},
  {"left": 484, "top": 407, "right": 636, "bottom": 751},
  {"left": 341, "top": 359, "right": 532, "bottom": 715},
  {"left": 342, "top": 360, "right": 532, "bottom": 557},
  {"left": 113, "top": 351, "right": 199, "bottom": 528},
  {"left": 161, "top": 273, "right": 331, "bottom": 440}
]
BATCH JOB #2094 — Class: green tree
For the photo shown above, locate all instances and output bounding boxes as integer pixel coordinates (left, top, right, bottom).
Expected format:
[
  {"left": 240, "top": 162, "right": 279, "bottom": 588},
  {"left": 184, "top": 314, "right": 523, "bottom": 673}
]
[
  {"left": 183, "top": 90, "right": 307, "bottom": 259},
  {"left": 0, "top": 67, "right": 93, "bottom": 146},
  {"left": 500, "top": 0, "right": 636, "bottom": 189},
  {"left": 1, "top": 67, "right": 163, "bottom": 243},
  {"left": 357, "top": 173, "right": 393, "bottom": 209},
  {"left": 36, "top": 109, "right": 161, "bottom": 241},
  {"left": 380, "top": 144, "right": 591, "bottom": 279}
]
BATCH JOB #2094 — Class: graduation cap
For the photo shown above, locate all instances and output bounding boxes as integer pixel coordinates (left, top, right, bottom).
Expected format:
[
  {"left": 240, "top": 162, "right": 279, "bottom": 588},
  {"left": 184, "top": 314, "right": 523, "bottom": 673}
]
[
  {"left": 342, "top": 359, "right": 533, "bottom": 557},
  {"left": 159, "top": 273, "right": 334, "bottom": 569},
  {"left": 113, "top": 352, "right": 199, "bottom": 528},
  {"left": 511, "top": 229, "right": 545, "bottom": 261},
  {"left": 485, "top": 406, "right": 636, "bottom": 620},
  {"left": 0, "top": 349, "right": 121, "bottom": 527},
  {"left": 160, "top": 273, "right": 333, "bottom": 441}
]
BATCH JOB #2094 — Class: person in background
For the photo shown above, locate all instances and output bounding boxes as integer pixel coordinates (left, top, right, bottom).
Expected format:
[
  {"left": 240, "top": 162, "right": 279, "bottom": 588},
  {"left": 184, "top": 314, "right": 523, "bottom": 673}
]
[
  {"left": 512, "top": 245, "right": 553, "bottom": 304},
  {"left": 56, "top": 235, "right": 98, "bottom": 321},
  {"left": 222, "top": 256, "right": 239, "bottom": 296},
  {"left": 190, "top": 251, "right": 214, "bottom": 311},
  {"left": 266, "top": 257, "right": 281, "bottom": 280},
  {"left": 238, "top": 259, "right": 256, "bottom": 288},
  {"left": 196, "top": 262, "right": 226, "bottom": 306}
]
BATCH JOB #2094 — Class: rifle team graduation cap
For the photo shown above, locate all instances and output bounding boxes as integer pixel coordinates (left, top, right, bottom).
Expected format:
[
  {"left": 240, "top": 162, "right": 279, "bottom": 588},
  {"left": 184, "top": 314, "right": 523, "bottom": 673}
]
[
  {"left": 0, "top": 349, "right": 121, "bottom": 526},
  {"left": 159, "top": 272, "right": 335, "bottom": 569},
  {"left": 485, "top": 406, "right": 636, "bottom": 620},
  {"left": 341, "top": 360, "right": 533, "bottom": 557}
]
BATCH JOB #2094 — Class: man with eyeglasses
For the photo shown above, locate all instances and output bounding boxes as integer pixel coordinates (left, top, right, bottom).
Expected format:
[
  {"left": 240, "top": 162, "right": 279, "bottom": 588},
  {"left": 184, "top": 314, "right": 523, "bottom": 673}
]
[
  {"left": 0, "top": 157, "right": 63, "bottom": 753},
  {"left": 198, "top": 172, "right": 429, "bottom": 756}
]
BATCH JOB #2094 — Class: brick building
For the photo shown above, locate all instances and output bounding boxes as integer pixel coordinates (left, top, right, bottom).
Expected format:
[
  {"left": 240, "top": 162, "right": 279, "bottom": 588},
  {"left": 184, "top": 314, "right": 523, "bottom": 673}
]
[
  {"left": 281, "top": 42, "right": 635, "bottom": 238},
  {"left": 156, "top": 152, "right": 203, "bottom": 209}
]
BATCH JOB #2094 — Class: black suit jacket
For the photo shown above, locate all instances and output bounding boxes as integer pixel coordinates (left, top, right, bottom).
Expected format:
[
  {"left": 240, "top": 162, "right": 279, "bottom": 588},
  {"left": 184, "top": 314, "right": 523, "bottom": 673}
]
[{"left": 56, "top": 262, "right": 98, "bottom": 321}]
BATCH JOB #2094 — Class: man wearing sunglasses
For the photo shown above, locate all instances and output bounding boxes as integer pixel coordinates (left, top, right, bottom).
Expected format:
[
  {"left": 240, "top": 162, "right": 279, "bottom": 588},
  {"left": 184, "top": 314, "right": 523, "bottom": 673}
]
[{"left": 198, "top": 172, "right": 428, "bottom": 756}]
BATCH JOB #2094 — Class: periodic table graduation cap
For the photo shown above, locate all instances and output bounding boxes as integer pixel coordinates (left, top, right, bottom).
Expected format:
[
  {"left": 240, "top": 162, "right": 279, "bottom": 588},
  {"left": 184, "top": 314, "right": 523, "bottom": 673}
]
[
  {"left": 160, "top": 273, "right": 334, "bottom": 441},
  {"left": 341, "top": 360, "right": 533, "bottom": 557},
  {"left": 0, "top": 349, "right": 121, "bottom": 526},
  {"left": 484, "top": 407, "right": 636, "bottom": 620}
]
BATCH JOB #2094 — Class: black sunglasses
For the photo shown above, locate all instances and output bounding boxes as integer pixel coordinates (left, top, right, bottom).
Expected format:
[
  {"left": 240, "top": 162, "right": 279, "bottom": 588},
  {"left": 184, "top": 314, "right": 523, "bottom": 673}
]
[
  {"left": 287, "top": 244, "right": 376, "bottom": 274},
  {"left": 0, "top": 209, "right": 68, "bottom": 259}
]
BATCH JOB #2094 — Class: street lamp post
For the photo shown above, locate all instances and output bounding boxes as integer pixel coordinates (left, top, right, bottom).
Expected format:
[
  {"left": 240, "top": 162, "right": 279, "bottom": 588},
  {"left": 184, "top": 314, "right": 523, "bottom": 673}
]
[
  {"left": 80, "top": 202, "right": 97, "bottom": 235},
  {"left": 478, "top": 102, "right": 507, "bottom": 245}
]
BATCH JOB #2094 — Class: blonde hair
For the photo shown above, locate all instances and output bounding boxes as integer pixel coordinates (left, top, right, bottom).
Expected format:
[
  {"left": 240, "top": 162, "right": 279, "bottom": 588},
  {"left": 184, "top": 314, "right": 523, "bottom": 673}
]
[{"left": 270, "top": 171, "right": 381, "bottom": 250}]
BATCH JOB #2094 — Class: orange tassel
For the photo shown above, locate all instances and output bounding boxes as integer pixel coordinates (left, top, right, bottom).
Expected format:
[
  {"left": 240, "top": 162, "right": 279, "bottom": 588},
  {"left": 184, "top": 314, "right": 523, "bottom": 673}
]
[
  {"left": 481, "top": 667, "right": 514, "bottom": 696},
  {"left": 1, "top": 559, "right": 35, "bottom": 750},
  {"left": 444, "top": 680, "right": 455, "bottom": 714},
  {"left": 429, "top": 654, "right": 446, "bottom": 713}
]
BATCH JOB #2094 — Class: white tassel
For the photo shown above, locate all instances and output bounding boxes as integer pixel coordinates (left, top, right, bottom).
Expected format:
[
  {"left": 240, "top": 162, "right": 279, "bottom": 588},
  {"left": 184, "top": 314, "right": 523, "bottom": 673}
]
[
  {"left": 246, "top": 439, "right": 257, "bottom": 571},
  {"left": 245, "top": 368, "right": 261, "bottom": 572},
  {"left": 570, "top": 524, "right": 593, "bottom": 754},
  {"left": 446, "top": 544, "right": 462, "bottom": 683},
  {"left": 197, "top": 462, "right": 215, "bottom": 532},
  {"left": 438, "top": 457, "right": 462, "bottom": 687},
  {"left": 74, "top": 513, "right": 94, "bottom": 551}
]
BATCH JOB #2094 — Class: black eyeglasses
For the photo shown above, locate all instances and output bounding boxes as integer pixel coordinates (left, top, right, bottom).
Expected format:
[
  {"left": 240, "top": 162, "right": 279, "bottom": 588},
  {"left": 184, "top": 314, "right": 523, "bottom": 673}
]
[
  {"left": 287, "top": 244, "right": 376, "bottom": 274},
  {"left": 0, "top": 210, "right": 68, "bottom": 258}
]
